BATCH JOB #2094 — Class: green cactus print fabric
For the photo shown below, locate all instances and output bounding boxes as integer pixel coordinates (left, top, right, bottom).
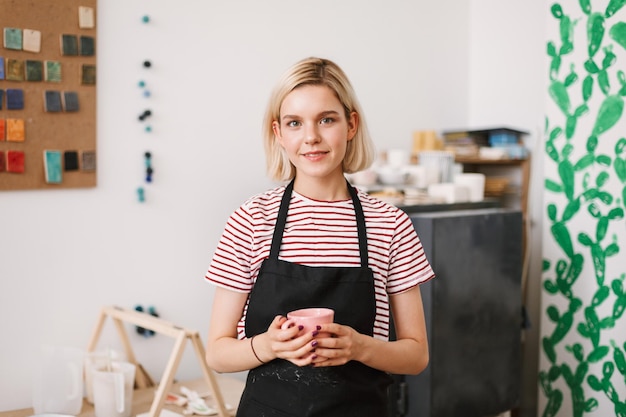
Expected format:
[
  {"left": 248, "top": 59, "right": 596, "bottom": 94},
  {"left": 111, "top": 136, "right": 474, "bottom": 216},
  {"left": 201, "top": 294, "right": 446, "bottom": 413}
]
[{"left": 542, "top": 1, "right": 626, "bottom": 416}]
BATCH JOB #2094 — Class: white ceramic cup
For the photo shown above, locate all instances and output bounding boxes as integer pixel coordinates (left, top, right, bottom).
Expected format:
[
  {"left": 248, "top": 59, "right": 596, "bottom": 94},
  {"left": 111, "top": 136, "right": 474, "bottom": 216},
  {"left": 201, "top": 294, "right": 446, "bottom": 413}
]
[
  {"left": 84, "top": 350, "right": 125, "bottom": 404},
  {"left": 405, "top": 165, "right": 427, "bottom": 188},
  {"left": 92, "top": 361, "right": 136, "bottom": 417},
  {"left": 386, "top": 149, "right": 410, "bottom": 168},
  {"left": 454, "top": 173, "right": 486, "bottom": 202}
]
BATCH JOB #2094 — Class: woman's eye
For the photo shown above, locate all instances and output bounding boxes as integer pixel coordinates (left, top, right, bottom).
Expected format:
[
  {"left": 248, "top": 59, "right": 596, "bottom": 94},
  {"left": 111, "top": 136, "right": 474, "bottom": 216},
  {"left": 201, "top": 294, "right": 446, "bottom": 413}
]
[
  {"left": 286, "top": 120, "right": 300, "bottom": 127},
  {"left": 320, "top": 117, "right": 334, "bottom": 124}
]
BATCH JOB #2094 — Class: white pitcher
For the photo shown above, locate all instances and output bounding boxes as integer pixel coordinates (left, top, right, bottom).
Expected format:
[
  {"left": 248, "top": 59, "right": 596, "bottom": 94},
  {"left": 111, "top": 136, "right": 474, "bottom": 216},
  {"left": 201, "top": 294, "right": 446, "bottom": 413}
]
[
  {"left": 92, "top": 361, "right": 136, "bottom": 417},
  {"left": 32, "top": 345, "right": 84, "bottom": 415}
]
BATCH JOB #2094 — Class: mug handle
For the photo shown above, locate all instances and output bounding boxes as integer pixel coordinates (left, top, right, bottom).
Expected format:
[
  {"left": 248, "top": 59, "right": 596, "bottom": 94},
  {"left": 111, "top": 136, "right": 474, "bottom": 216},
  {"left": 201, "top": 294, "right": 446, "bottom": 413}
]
[{"left": 114, "top": 372, "right": 125, "bottom": 413}]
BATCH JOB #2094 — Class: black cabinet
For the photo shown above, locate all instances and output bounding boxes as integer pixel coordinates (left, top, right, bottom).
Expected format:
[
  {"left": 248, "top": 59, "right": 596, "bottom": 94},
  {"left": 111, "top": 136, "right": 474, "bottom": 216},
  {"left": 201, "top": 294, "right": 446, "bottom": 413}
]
[{"left": 390, "top": 208, "right": 522, "bottom": 417}]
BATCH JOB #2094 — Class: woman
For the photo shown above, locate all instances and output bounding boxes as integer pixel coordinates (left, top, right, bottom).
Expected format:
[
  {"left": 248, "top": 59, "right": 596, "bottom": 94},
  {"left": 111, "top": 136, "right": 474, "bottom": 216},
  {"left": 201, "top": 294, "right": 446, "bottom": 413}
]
[{"left": 205, "top": 57, "right": 434, "bottom": 416}]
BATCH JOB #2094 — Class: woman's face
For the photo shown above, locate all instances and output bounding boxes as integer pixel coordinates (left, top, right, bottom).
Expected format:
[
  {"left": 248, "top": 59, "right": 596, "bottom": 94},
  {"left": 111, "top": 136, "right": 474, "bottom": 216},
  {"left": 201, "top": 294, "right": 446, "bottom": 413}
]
[{"left": 273, "top": 85, "right": 357, "bottom": 184}]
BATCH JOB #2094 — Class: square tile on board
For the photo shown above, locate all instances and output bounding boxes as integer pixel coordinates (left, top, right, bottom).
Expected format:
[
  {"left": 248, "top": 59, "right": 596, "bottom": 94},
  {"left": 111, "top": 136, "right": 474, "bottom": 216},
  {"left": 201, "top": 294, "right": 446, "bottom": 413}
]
[
  {"left": 60, "top": 34, "right": 78, "bottom": 56},
  {"left": 45, "top": 61, "right": 62, "bottom": 82},
  {"left": 44, "top": 150, "right": 62, "bottom": 183},
  {"left": 6, "top": 119, "right": 25, "bottom": 142},
  {"left": 25, "top": 60, "right": 43, "bottom": 81},
  {"left": 78, "top": 6, "right": 95, "bottom": 29},
  {"left": 81, "top": 150, "right": 96, "bottom": 171},
  {"left": 23, "top": 29, "right": 42, "bottom": 53},
  {"left": 6, "top": 89, "right": 24, "bottom": 110},
  {"left": 44, "top": 91, "right": 62, "bottom": 112},
  {"left": 6, "top": 59, "right": 24, "bottom": 81},
  {"left": 80, "top": 36, "right": 95, "bottom": 56},
  {"left": 64, "top": 151, "right": 79, "bottom": 171},
  {"left": 6, "top": 150, "right": 25, "bottom": 173},
  {"left": 3, "top": 28, "right": 22, "bottom": 50},
  {"left": 63, "top": 91, "right": 79, "bottom": 112},
  {"left": 81, "top": 64, "right": 96, "bottom": 85}
]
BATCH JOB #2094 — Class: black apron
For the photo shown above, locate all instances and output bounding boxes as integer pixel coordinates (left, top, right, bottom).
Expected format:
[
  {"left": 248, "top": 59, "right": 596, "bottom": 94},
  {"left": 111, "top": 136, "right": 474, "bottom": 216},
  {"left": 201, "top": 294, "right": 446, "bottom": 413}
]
[{"left": 238, "top": 179, "right": 393, "bottom": 417}]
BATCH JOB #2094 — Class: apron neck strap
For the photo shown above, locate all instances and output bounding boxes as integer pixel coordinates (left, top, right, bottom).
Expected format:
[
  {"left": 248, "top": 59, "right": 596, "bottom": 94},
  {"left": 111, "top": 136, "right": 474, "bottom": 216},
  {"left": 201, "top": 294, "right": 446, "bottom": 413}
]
[
  {"left": 269, "top": 179, "right": 369, "bottom": 267},
  {"left": 348, "top": 181, "right": 369, "bottom": 268},
  {"left": 269, "top": 180, "right": 294, "bottom": 261}
]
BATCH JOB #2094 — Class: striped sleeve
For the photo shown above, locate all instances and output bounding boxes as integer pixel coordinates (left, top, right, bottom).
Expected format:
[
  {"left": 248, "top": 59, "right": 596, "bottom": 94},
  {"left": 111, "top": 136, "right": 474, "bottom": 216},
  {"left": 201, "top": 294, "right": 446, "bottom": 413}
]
[
  {"left": 205, "top": 187, "right": 284, "bottom": 293},
  {"left": 386, "top": 208, "right": 435, "bottom": 294},
  {"left": 205, "top": 204, "right": 256, "bottom": 293}
]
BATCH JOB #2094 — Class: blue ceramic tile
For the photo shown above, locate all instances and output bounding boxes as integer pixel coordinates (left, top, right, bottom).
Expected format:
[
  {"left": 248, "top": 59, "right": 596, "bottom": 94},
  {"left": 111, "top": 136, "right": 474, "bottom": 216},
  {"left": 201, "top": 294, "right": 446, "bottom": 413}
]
[
  {"left": 44, "top": 90, "right": 62, "bottom": 112},
  {"left": 6, "top": 89, "right": 24, "bottom": 110},
  {"left": 0, "top": 57, "right": 4, "bottom": 80},
  {"left": 60, "top": 34, "right": 78, "bottom": 56},
  {"left": 80, "top": 36, "right": 95, "bottom": 56},
  {"left": 0, "top": 90, "right": 3, "bottom": 110},
  {"left": 63, "top": 91, "right": 79, "bottom": 112}
]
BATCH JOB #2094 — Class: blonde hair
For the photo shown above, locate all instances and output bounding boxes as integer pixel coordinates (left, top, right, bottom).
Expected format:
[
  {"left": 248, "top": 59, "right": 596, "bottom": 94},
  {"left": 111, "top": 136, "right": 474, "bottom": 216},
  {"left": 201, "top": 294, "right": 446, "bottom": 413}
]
[{"left": 263, "top": 57, "right": 376, "bottom": 182}]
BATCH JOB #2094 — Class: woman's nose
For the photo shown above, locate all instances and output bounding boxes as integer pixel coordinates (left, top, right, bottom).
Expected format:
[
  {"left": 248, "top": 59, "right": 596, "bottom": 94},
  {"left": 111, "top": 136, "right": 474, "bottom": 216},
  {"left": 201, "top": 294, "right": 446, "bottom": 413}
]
[{"left": 304, "top": 124, "right": 321, "bottom": 144}]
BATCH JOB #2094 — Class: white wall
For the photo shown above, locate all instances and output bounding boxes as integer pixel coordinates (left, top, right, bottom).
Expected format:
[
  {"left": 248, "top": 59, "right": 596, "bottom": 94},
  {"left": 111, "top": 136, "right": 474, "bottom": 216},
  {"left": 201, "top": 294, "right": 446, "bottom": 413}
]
[{"left": 0, "top": 0, "right": 473, "bottom": 410}]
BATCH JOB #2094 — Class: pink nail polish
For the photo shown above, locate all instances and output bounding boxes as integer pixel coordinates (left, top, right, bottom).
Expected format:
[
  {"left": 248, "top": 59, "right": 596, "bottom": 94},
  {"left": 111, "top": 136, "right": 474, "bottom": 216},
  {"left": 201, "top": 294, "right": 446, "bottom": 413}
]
[
  {"left": 312, "top": 330, "right": 319, "bottom": 337},
  {"left": 298, "top": 325, "right": 304, "bottom": 331},
  {"left": 311, "top": 340, "right": 318, "bottom": 347},
  {"left": 316, "top": 325, "right": 321, "bottom": 330}
]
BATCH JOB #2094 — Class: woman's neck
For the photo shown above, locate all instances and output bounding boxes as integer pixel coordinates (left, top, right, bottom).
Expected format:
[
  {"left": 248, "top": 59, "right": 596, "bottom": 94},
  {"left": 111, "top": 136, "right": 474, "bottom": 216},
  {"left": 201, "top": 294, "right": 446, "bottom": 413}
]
[{"left": 292, "top": 175, "right": 350, "bottom": 201}]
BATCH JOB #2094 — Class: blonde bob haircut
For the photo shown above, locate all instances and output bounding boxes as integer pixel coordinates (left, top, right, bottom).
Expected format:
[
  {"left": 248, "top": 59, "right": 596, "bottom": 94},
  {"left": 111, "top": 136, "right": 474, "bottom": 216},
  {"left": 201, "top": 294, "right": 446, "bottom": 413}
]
[{"left": 263, "top": 57, "right": 376, "bottom": 182}]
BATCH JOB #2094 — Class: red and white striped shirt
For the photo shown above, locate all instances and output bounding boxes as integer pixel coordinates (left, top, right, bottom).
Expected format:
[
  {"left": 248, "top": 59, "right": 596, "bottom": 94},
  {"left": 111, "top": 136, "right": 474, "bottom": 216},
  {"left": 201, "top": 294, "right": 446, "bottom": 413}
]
[{"left": 205, "top": 185, "right": 435, "bottom": 340}]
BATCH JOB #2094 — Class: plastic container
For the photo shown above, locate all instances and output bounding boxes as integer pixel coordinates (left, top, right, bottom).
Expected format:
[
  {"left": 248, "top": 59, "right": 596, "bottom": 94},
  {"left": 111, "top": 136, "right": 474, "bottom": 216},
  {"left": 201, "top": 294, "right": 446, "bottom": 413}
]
[{"left": 32, "top": 345, "right": 84, "bottom": 415}]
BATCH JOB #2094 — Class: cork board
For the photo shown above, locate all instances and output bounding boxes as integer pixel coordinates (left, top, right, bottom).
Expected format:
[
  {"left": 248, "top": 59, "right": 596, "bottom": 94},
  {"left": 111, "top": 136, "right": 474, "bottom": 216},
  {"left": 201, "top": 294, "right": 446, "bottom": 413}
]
[{"left": 0, "top": 0, "right": 97, "bottom": 191}]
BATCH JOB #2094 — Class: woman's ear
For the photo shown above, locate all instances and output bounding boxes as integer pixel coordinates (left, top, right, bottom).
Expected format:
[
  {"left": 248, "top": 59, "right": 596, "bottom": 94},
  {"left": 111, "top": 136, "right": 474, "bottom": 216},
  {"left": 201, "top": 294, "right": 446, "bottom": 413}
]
[
  {"left": 272, "top": 120, "right": 281, "bottom": 138},
  {"left": 347, "top": 112, "right": 358, "bottom": 141},
  {"left": 272, "top": 120, "right": 284, "bottom": 146}
]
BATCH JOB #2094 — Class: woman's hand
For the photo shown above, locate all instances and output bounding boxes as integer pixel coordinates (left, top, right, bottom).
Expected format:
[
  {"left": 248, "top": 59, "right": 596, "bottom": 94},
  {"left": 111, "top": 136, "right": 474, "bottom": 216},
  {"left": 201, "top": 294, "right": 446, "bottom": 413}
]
[
  {"left": 254, "top": 315, "right": 325, "bottom": 367},
  {"left": 308, "top": 323, "right": 365, "bottom": 367},
  {"left": 310, "top": 286, "right": 430, "bottom": 375}
]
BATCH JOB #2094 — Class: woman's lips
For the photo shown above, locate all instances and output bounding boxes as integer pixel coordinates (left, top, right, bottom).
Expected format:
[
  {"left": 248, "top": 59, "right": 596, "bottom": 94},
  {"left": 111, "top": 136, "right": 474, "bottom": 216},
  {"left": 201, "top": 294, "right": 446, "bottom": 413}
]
[{"left": 302, "top": 151, "right": 328, "bottom": 158}]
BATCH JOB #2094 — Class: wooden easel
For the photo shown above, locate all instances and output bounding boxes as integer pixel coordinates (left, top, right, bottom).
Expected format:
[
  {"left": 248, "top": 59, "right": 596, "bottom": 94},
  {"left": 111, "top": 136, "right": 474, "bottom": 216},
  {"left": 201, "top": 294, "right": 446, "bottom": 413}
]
[{"left": 86, "top": 305, "right": 230, "bottom": 417}]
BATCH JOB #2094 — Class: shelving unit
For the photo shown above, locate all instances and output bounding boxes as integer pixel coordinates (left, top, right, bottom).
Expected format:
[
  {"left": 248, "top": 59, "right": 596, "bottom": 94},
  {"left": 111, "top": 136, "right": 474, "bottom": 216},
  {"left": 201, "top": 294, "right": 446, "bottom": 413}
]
[
  {"left": 442, "top": 127, "right": 532, "bottom": 302},
  {"left": 455, "top": 156, "right": 531, "bottom": 252},
  {"left": 441, "top": 127, "right": 531, "bottom": 225},
  {"left": 455, "top": 157, "right": 529, "bottom": 208}
]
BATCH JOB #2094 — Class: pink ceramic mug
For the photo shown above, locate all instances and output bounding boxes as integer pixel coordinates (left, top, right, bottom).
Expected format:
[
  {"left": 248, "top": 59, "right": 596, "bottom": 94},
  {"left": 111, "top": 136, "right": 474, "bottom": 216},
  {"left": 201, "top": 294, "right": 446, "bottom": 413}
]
[{"left": 281, "top": 307, "right": 334, "bottom": 337}]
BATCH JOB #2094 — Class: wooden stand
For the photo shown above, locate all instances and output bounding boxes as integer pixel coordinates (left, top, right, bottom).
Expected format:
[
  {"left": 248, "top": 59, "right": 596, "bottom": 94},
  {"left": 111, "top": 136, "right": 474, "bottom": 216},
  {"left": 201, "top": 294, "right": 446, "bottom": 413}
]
[{"left": 86, "top": 305, "right": 231, "bottom": 417}]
